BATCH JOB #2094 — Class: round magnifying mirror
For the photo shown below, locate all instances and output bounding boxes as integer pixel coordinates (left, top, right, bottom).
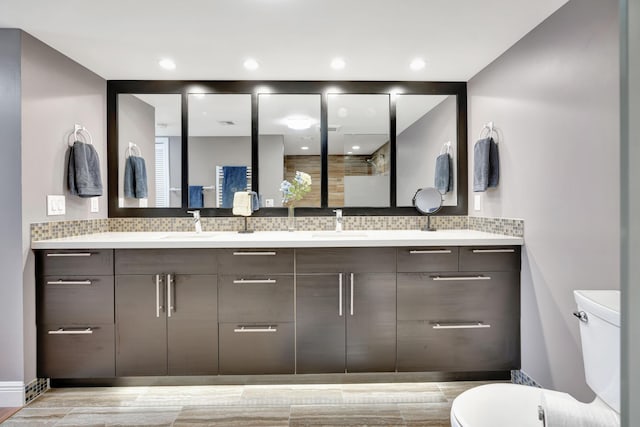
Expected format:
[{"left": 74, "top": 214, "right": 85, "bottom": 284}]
[{"left": 412, "top": 187, "right": 443, "bottom": 231}]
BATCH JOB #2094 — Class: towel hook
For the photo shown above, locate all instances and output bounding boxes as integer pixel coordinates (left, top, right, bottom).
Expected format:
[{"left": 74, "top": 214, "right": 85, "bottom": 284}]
[
  {"left": 126, "top": 141, "right": 142, "bottom": 157},
  {"left": 440, "top": 141, "right": 452, "bottom": 155},
  {"left": 69, "top": 124, "right": 93, "bottom": 147},
  {"left": 478, "top": 121, "right": 499, "bottom": 143}
]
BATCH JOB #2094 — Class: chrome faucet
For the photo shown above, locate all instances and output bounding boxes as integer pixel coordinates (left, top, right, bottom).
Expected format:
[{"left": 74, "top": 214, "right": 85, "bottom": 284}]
[
  {"left": 187, "top": 210, "right": 202, "bottom": 233},
  {"left": 333, "top": 209, "right": 343, "bottom": 232}
]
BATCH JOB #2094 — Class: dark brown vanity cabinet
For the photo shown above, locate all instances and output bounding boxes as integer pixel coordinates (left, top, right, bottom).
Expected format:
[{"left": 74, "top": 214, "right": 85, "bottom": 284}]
[
  {"left": 396, "top": 246, "right": 521, "bottom": 372},
  {"left": 36, "top": 250, "right": 115, "bottom": 378},
  {"left": 218, "top": 249, "right": 295, "bottom": 375},
  {"left": 114, "top": 249, "right": 218, "bottom": 376},
  {"left": 296, "top": 248, "right": 397, "bottom": 373}
]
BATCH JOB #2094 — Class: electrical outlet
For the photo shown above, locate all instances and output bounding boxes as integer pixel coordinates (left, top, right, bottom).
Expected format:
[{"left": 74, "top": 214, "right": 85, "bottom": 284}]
[
  {"left": 47, "top": 195, "right": 66, "bottom": 216},
  {"left": 90, "top": 197, "right": 99, "bottom": 213},
  {"left": 139, "top": 198, "right": 148, "bottom": 208},
  {"left": 474, "top": 194, "right": 482, "bottom": 211},
  {"left": 265, "top": 198, "right": 274, "bottom": 207}
]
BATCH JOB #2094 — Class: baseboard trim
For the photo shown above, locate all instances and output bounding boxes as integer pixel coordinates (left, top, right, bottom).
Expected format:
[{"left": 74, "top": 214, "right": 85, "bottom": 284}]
[
  {"left": 50, "top": 371, "right": 511, "bottom": 387},
  {"left": 0, "top": 381, "right": 25, "bottom": 407}
]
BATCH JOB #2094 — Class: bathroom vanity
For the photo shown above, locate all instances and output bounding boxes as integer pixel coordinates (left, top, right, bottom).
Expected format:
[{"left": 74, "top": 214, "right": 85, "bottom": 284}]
[{"left": 33, "top": 230, "right": 522, "bottom": 382}]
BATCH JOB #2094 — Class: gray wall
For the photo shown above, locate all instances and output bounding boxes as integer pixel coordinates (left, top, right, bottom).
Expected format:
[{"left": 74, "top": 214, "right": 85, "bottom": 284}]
[
  {"left": 118, "top": 94, "right": 156, "bottom": 207},
  {"left": 397, "top": 95, "right": 457, "bottom": 206},
  {"left": 468, "top": 0, "right": 619, "bottom": 400},
  {"left": 622, "top": 0, "right": 640, "bottom": 424},
  {"left": 20, "top": 32, "right": 107, "bottom": 383},
  {"left": 0, "top": 29, "right": 24, "bottom": 396},
  {"left": 188, "top": 136, "right": 251, "bottom": 207},
  {"left": 259, "top": 135, "right": 285, "bottom": 207}
]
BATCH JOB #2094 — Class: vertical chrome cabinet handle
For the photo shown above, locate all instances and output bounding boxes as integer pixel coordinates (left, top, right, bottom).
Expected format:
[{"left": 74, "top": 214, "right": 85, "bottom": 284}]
[
  {"left": 338, "top": 273, "right": 343, "bottom": 316},
  {"left": 167, "top": 274, "right": 174, "bottom": 318},
  {"left": 350, "top": 273, "right": 354, "bottom": 316},
  {"left": 155, "top": 274, "right": 162, "bottom": 318}
]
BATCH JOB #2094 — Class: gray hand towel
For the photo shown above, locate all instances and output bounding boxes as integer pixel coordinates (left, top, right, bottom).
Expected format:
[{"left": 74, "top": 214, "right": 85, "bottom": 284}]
[
  {"left": 434, "top": 153, "right": 451, "bottom": 194},
  {"left": 473, "top": 137, "right": 500, "bottom": 192},
  {"left": 124, "top": 155, "right": 148, "bottom": 199},
  {"left": 249, "top": 191, "right": 260, "bottom": 211},
  {"left": 67, "top": 141, "right": 103, "bottom": 197}
]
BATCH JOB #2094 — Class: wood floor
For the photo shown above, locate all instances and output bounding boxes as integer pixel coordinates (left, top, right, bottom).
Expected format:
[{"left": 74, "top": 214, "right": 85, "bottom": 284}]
[{"left": 1, "top": 381, "right": 494, "bottom": 426}]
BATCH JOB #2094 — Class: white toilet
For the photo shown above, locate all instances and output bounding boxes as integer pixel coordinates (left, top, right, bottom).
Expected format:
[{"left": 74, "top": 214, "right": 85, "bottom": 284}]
[{"left": 450, "top": 290, "right": 620, "bottom": 427}]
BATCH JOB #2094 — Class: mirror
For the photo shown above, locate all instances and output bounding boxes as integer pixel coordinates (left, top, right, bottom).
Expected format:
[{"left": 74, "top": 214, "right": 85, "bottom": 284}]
[
  {"left": 413, "top": 187, "right": 443, "bottom": 231},
  {"left": 188, "top": 94, "right": 252, "bottom": 208},
  {"left": 328, "top": 94, "right": 390, "bottom": 207},
  {"left": 259, "top": 94, "right": 321, "bottom": 207},
  {"left": 396, "top": 94, "right": 457, "bottom": 206},
  {"left": 118, "top": 94, "right": 182, "bottom": 208}
]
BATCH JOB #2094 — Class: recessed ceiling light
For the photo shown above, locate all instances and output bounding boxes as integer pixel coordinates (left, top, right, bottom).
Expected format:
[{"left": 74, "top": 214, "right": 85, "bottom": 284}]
[
  {"left": 347, "top": 151, "right": 353, "bottom": 155},
  {"left": 352, "top": 145, "right": 361, "bottom": 150},
  {"left": 193, "top": 93, "right": 206, "bottom": 99},
  {"left": 301, "top": 146, "right": 309, "bottom": 150},
  {"left": 410, "top": 58, "right": 426, "bottom": 71},
  {"left": 286, "top": 117, "right": 313, "bottom": 130},
  {"left": 244, "top": 58, "right": 259, "bottom": 70},
  {"left": 331, "top": 57, "right": 346, "bottom": 70},
  {"left": 159, "top": 58, "right": 176, "bottom": 70}
]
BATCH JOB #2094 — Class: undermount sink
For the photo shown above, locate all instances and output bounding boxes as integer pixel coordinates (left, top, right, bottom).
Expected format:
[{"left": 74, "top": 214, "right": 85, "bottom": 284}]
[
  {"left": 160, "top": 232, "right": 221, "bottom": 239},
  {"left": 311, "top": 231, "right": 369, "bottom": 238}
]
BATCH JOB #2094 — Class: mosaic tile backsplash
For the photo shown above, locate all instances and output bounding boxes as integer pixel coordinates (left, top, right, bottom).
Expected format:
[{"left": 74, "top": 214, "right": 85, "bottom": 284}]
[
  {"left": 31, "top": 215, "right": 523, "bottom": 241},
  {"left": 511, "top": 370, "right": 542, "bottom": 388}
]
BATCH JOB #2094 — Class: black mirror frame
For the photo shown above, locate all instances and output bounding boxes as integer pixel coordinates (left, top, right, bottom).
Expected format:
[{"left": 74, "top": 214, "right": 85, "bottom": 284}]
[{"left": 107, "top": 80, "right": 467, "bottom": 218}]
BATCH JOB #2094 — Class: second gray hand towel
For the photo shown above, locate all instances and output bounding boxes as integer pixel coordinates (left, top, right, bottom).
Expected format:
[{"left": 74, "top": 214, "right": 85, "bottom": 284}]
[
  {"left": 434, "top": 153, "right": 451, "bottom": 194},
  {"left": 473, "top": 137, "right": 499, "bottom": 192}
]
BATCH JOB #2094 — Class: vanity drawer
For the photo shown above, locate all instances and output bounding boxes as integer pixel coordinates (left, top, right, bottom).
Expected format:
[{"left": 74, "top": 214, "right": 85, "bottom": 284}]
[
  {"left": 38, "top": 324, "right": 115, "bottom": 378},
  {"left": 218, "top": 275, "right": 294, "bottom": 322},
  {"left": 115, "top": 249, "right": 218, "bottom": 274},
  {"left": 397, "top": 319, "right": 519, "bottom": 372},
  {"left": 397, "top": 272, "right": 520, "bottom": 321},
  {"left": 396, "top": 247, "right": 459, "bottom": 272},
  {"left": 38, "top": 276, "right": 114, "bottom": 325},
  {"left": 459, "top": 246, "right": 521, "bottom": 272},
  {"left": 37, "top": 249, "right": 113, "bottom": 276},
  {"left": 218, "top": 322, "right": 294, "bottom": 374},
  {"left": 218, "top": 249, "right": 293, "bottom": 274},
  {"left": 296, "top": 248, "right": 396, "bottom": 273}
]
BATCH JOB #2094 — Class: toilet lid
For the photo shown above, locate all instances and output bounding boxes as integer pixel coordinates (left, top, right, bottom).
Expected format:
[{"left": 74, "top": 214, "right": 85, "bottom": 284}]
[{"left": 451, "top": 384, "right": 556, "bottom": 427}]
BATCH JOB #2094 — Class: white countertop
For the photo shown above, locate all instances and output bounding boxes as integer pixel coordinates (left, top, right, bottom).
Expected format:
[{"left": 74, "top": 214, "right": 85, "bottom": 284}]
[{"left": 31, "top": 229, "right": 523, "bottom": 249}]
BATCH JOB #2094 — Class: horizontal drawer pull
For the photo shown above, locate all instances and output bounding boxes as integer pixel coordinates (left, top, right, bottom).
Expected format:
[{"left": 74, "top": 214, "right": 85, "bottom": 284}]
[
  {"left": 409, "top": 249, "right": 452, "bottom": 254},
  {"left": 432, "top": 322, "right": 491, "bottom": 330},
  {"left": 233, "top": 325, "right": 278, "bottom": 333},
  {"left": 46, "top": 280, "right": 92, "bottom": 286},
  {"left": 472, "top": 249, "right": 515, "bottom": 253},
  {"left": 431, "top": 275, "right": 491, "bottom": 281},
  {"left": 233, "top": 279, "right": 277, "bottom": 284},
  {"left": 46, "top": 253, "right": 92, "bottom": 257},
  {"left": 48, "top": 328, "right": 94, "bottom": 335},
  {"left": 232, "top": 251, "right": 277, "bottom": 256}
]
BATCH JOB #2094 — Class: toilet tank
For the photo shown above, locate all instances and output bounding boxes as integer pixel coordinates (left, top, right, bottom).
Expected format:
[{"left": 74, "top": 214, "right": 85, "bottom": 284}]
[{"left": 574, "top": 290, "right": 620, "bottom": 413}]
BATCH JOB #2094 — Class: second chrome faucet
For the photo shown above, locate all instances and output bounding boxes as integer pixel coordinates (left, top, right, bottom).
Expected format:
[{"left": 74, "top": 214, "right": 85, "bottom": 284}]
[
  {"left": 333, "top": 209, "right": 343, "bottom": 232},
  {"left": 187, "top": 210, "right": 202, "bottom": 233}
]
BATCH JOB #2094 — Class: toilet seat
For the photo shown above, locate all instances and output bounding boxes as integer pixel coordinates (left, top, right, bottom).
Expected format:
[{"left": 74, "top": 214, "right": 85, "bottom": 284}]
[{"left": 451, "top": 383, "right": 567, "bottom": 427}]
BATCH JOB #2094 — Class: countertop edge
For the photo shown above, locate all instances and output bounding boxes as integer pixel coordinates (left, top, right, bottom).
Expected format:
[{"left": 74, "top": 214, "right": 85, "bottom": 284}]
[{"left": 31, "top": 231, "right": 524, "bottom": 249}]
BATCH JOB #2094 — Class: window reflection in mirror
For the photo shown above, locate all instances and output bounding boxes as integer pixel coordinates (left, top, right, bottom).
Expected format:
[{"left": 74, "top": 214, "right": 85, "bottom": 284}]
[
  {"left": 118, "top": 94, "right": 182, "bottom": 208},
  {"left": 187, "top": 94, "right": 252, "bottom": 208},
  {"left": 327, "top": 94, "right": 390, "bottom": 207},
  {"left": 259, "top": 94, "right": 321, "bottom": 207},
  {"left": 396, "top": 94, "right": 458, "bottom": 207}
]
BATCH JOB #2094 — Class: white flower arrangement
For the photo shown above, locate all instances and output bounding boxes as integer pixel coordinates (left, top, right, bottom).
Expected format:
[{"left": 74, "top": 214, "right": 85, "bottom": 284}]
[{"left": 280, "top": 171, "right": 312, "bottom": 206}]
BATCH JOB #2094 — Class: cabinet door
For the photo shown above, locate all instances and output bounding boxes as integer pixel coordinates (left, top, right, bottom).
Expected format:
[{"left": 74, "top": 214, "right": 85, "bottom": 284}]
[
  {"left": 296, "top": 274, "right": 346, "bottom": 374},
  {"left": 115, "top": 275, "right": 167, "bottom": 376},
  {"left": 346, "top": 273, "right": 396, "bottom": 372},
  {"left": 167, "top": 274, "right": 218, "bottom": 375}
]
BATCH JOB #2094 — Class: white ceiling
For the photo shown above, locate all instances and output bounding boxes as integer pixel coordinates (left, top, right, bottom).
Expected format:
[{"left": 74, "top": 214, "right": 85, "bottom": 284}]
[{"left": 0, "top": 0, "right": 568, "bottom": 81}]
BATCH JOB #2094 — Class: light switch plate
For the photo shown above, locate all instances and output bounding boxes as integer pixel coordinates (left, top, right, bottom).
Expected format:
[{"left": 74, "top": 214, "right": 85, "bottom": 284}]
[
  {"left": 47, "top": 195, "right": 66, "bottom": 216},
  {"left": 139, "top": 198, "right": 148, "bottom": 208},
  {"left": 90, "top": 197, "right": 99, "bottom": 213},
  {"left": 474, "top": 194, "right": 482, "bottom": 211},
  {"left": 265, "top": 198, "right": 274, "bottom": 207}
]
